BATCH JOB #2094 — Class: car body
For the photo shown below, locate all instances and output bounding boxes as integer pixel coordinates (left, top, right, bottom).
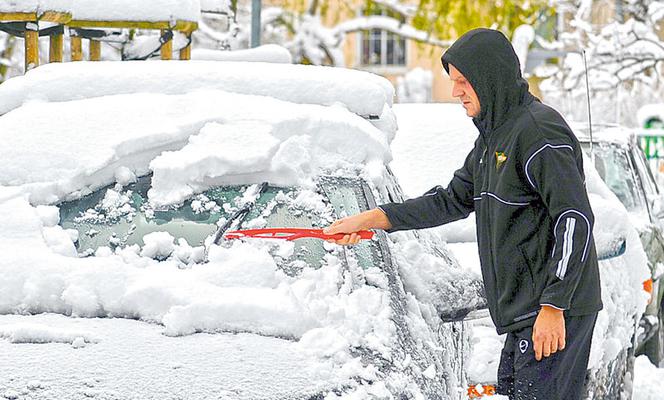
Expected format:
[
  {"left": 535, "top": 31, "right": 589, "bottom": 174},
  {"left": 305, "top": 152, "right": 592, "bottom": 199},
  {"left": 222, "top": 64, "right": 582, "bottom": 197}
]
[
  {"left": 574, "top": 124, "right": 664, "bottom": 367},
  {"left": 389, "top": 104, "right": 651, "bottom": 399},
  {"left": 0, "top": 62, "right": 487, "bottom": 399}
]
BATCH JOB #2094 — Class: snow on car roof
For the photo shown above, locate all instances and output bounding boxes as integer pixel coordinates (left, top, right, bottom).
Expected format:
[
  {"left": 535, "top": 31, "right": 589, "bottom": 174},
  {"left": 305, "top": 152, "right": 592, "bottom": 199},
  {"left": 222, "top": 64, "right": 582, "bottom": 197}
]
[
  {"left": 569, "top": 122, "right": 635, "bottom": 145},
  {"left": 0, "top": 61, "right": 394, "bottom": 118},
  {"left": 0, "top": 0, "right": 200, "bottom": 21},
  {"left": 0, "top": 87, "right": 391, "bottom": 206}
]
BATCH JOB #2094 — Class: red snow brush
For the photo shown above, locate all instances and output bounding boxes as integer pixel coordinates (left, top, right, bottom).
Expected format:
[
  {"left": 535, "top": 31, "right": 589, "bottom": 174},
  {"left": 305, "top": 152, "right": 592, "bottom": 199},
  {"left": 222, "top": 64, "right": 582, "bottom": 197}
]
[{"left": 224, "top": 228, "right": 374, "bottom": 241}]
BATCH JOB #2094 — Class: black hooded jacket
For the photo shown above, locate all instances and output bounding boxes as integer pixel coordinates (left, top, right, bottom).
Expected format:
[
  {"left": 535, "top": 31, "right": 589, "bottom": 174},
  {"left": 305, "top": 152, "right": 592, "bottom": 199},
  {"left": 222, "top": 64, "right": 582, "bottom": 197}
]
[{"left": 379, "top": 29, "right": 602, "bottom": 334}]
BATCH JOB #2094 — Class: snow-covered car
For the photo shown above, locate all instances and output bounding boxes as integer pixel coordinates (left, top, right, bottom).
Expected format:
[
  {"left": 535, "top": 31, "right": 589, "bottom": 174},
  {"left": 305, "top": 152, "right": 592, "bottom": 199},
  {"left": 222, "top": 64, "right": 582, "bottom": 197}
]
[
  {"left": 0, "top": 62, "right": 487, "bottom": 399},
  {"left": 574, "top": 124, "right": 664, "bottom": 367},
  {"left": 389, "top": 104, "right": 651, "bottom": 399}
]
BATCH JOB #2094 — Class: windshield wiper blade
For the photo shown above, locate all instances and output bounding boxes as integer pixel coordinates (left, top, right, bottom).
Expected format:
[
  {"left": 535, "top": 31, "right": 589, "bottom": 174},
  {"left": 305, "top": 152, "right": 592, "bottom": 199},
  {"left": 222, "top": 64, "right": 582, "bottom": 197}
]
[{"left": 204, "top": 182, "right": 268, "bottom": 260}]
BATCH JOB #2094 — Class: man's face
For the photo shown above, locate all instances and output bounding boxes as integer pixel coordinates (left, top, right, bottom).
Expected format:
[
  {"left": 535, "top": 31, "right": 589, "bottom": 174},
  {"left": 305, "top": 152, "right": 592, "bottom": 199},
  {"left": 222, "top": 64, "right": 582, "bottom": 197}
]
[{"left": 449, "top": 64, "right": 480, "bottom": 117}]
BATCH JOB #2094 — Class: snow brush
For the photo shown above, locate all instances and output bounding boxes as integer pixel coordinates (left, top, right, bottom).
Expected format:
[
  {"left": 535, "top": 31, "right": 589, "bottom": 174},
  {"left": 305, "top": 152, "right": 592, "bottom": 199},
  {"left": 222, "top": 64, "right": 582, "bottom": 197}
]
[{"left": 224, "top": 228, "right": 374, "bottom": 241}]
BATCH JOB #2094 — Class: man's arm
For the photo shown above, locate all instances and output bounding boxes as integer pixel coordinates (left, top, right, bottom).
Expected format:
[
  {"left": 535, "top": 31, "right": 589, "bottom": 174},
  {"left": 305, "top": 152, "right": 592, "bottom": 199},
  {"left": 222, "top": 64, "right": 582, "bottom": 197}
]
[
  {"left": 525, "top": 139, "right": 594, "bottom": 360},
  {"left": 376, "top": 147, "right": 476, "bottom": 231},
  {"left": 324, "top": 148, "right": 476, "bottom": 244}
]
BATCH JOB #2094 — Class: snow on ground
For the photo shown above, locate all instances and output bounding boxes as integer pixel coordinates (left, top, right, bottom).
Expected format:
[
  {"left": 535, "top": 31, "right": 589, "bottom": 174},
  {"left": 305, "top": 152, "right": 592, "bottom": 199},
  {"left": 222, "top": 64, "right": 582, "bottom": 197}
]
[
  {"left": 0, "top": 61, "right": 394, "bottom": 120},
  {"left": 191, "top": 45, "right": 293, "bottom": 63}
]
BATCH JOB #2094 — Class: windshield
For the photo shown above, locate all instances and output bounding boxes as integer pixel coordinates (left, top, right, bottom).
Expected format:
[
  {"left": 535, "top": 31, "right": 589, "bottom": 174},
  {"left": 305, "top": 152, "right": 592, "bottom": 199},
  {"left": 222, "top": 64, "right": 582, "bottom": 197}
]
[
  {"left": 581, "top": 142, "right": 647, "bottom": 213},
  {"left": 59, "top": 175, "right": 383, "bottom": 272}
]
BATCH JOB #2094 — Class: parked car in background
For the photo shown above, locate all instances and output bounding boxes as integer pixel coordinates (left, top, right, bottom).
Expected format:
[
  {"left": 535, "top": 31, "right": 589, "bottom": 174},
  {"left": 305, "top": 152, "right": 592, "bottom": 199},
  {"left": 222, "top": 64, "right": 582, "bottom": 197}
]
[{"left": 574, "top": 124, "right": 664, "bottom": 367}]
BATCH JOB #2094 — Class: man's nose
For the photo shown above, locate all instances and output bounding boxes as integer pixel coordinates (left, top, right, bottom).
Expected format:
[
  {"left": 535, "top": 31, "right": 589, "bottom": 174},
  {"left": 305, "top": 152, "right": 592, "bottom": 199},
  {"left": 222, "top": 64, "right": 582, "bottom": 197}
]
[{"left": 451, "top": 83, "right": 463, "bottom": 98}]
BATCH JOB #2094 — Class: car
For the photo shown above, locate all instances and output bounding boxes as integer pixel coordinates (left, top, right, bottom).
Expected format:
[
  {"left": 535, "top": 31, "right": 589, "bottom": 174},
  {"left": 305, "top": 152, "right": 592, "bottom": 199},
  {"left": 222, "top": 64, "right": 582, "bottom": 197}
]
[
  {"left": 574, "top": 124, "right": 664, "bottom": 367},
  {"left": 389, "top": 103, "right": 651, "bottom": 399},
  {"left": 0, "top": 61, "right": 487, "bottom": 399}
]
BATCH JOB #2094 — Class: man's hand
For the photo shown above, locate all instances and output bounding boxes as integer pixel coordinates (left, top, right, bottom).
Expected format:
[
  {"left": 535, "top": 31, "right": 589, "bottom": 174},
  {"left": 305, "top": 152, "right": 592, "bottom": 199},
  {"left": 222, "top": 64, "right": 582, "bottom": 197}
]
[
  {"left": 323, "top": 208, "right": 392, "bottom": 246},
  {"left": 532, "top": 305, "right": 566, "bottom": 361}
]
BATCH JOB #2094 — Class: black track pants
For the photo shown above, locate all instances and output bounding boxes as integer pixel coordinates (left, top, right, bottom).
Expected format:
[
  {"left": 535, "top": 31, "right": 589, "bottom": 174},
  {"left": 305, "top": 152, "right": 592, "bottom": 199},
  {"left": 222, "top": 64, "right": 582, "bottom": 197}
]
[{"left": 496, "top": 312, "right": 598, "bottom": 400}]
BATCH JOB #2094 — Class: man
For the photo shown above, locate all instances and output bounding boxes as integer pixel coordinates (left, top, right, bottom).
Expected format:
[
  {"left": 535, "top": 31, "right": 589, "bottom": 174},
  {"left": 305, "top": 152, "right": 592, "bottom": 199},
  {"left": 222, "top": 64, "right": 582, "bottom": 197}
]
[{"left": 323, "top": 28, "right": 602, "bottom": 399}]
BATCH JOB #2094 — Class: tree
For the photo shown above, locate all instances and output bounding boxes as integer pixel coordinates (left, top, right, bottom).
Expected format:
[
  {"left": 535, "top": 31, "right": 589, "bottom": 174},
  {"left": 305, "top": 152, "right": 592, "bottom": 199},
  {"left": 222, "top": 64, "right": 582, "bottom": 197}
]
[{"left": 539, "top": 0, "right": 664, "bottom": 126}]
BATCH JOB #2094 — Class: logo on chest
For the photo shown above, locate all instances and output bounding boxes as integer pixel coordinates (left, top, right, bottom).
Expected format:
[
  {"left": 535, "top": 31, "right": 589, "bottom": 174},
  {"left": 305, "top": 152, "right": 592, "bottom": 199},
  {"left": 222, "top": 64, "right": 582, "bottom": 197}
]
[{"left": 495, "top": 151, "right": 507, "bottom": 169}]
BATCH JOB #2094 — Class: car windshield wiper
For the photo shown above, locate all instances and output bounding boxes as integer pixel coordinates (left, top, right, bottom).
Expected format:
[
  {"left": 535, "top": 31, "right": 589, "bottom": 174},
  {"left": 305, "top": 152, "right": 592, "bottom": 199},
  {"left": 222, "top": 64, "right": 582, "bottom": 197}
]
[{"left": 204, "top": 182, "right": 269, "bottom": 261}]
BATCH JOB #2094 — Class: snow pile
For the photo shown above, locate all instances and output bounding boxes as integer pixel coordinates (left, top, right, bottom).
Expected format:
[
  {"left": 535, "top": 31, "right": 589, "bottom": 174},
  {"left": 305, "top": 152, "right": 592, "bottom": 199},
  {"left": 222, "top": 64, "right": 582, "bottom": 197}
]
[
  {"left": 0, "top": 196, "right": 395, "bottom": 354},
  {"left": 0, "top": 323, "right": 96, "bottom": 346},
  {"left": 192, "top": 44, "right": 293, "bottom": 63},
  {"left": 148, "top": 107, "right": 390, "bottom": 206},
  {"left": 0, "top": 61, "right": 394, "bottom": 118},
  {"left": 0, "top": 88, "right": 391, "bottom": 206}
]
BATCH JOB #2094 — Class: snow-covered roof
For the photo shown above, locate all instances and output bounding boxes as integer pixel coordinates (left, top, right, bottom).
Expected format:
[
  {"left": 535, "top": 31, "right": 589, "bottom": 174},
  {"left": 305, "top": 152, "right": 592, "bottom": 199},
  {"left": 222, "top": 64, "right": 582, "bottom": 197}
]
[
  {"left": 569, "top": 122, "right": 635, "bottom": 146},
  {"left": 0, "top": 0, "right": 200, "bottom": 22}
]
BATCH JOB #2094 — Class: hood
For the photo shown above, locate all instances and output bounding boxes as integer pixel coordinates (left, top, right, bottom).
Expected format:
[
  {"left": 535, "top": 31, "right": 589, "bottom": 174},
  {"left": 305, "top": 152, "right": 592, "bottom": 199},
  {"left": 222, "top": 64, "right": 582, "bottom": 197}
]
[{"left": 441, "top": 28, "right": 533, "bottom": 134}]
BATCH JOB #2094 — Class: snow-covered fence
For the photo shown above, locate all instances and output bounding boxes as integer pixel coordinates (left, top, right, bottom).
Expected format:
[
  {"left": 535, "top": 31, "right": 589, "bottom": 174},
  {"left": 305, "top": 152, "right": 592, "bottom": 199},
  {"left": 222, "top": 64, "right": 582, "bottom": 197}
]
[{"left": 0, "top": 0, "right": 201, "bottom": 74}]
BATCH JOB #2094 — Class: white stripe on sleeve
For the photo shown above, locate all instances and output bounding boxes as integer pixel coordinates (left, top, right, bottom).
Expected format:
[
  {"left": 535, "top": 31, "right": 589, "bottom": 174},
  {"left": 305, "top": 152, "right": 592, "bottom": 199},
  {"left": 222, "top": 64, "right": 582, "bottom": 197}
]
[{"left": 556, "top": 217, "right": 576, "bottom": 279}]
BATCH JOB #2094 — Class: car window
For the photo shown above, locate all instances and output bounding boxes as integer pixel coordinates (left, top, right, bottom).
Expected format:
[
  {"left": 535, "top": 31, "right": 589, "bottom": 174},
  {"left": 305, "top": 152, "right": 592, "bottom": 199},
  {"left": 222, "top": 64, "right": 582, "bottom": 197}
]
[
  {"left": 319, "top": 176, "right": 385, "bottom": 271},
  {"left": 582, "top": 143, "right": 647, "bottom": 214},
  {"left": 59, "top": 176, "right": 386, "bottom": 272},
  {"left": 633, "top": 144, "right": 659, "bottom": 199}
]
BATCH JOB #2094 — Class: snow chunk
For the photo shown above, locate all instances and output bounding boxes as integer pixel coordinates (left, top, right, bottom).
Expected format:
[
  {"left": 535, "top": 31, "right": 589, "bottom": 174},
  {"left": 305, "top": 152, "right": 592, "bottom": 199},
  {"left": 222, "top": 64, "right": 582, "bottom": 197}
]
[
  {"left": 35, "top": 205, "right": 59, "bottom": 227},
  {"left": 0, "top": 323, "right": 97, "bottom": 345},
  {"left": 114, "top": 166, "right": 137, "bottom": 186},
  {"left": 140, "top": 231, "right": 176, "bottom": 260},
  {"left": 192, "top": 45, "right": 292, "bottom": 64},
  {"left": 162, "top": 286, "right": 318, "bottom": 338}
]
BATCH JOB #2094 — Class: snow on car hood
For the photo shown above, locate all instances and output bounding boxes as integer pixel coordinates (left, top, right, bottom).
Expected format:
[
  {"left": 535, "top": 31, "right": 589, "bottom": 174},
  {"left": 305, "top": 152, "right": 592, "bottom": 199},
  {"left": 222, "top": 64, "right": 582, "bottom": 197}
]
[
  {"left": 0, "top": 89, "right": 392, "bottom": 206},
  {"left": 0, "top": 193, "right": 402, "bottom": 397}
]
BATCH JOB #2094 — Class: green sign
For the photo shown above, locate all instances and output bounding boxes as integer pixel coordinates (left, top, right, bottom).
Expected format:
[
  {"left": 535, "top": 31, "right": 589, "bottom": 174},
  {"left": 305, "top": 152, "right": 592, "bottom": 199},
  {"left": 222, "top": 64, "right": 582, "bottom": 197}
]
[{"left": 641, "top": 135, "right": 664, "bottom": 160}]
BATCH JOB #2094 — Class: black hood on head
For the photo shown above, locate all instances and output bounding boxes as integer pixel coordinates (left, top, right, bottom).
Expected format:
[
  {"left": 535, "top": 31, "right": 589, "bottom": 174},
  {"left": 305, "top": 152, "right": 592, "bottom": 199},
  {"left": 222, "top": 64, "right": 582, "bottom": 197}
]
[{"left": 441, "top": 28, "right": 534, "bottom": 134}]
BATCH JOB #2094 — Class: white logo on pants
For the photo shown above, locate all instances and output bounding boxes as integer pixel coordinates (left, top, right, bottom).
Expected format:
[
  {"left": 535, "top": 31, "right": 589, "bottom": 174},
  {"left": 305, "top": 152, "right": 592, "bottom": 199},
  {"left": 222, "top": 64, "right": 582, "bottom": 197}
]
[{"left": 519, "top": 339, "right": 529, "bottom": 354}]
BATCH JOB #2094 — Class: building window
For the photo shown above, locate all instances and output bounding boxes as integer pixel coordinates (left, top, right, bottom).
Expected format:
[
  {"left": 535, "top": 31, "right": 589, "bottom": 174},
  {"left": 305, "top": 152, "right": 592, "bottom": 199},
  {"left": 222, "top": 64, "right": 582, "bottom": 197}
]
[{"left": 360, "top": 7, "right": 407, "bottom": 67}]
